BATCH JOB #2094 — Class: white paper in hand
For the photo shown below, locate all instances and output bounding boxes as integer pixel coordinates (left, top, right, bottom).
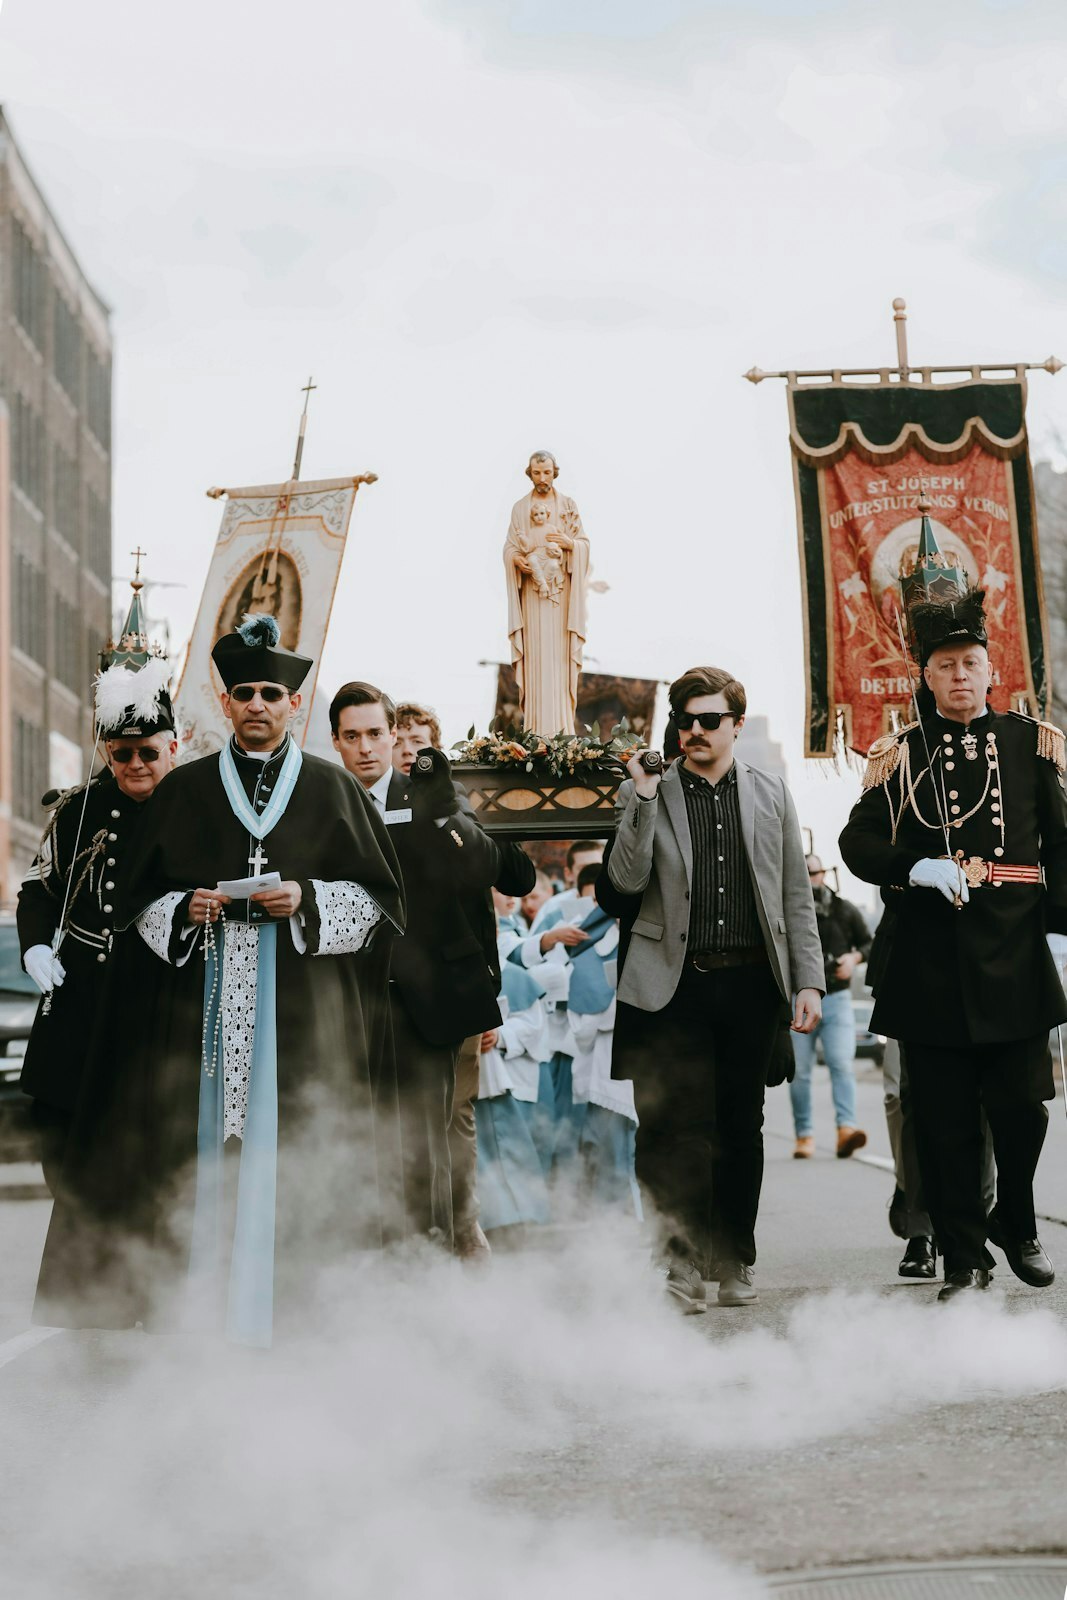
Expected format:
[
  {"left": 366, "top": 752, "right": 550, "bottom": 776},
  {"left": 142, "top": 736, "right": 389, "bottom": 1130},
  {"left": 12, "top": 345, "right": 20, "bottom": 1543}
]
[{"left": 216, "top": 871, "right": 282, "bottom": 898}]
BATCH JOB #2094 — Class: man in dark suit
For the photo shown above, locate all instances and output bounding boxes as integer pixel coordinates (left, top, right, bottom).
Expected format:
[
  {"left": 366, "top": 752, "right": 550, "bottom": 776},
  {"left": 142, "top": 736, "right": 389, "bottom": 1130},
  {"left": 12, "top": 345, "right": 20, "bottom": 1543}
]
[{"left": 330, "top": 682, "right": 534, "bottom": 1252}]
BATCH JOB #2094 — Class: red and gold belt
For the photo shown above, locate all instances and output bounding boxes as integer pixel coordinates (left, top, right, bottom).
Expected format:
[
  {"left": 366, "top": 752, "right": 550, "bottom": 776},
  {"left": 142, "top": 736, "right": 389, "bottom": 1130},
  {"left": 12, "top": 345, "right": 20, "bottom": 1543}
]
[{"left": 957, "top": 854, "right": 1043, "bottom": 889}]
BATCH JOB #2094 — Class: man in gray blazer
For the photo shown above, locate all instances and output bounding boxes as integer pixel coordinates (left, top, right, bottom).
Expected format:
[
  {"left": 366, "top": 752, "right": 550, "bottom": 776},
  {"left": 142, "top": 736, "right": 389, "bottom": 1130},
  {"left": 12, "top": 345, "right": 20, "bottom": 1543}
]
[{"left": 603, "top": 665, "right": 823, "bottom": 1312}]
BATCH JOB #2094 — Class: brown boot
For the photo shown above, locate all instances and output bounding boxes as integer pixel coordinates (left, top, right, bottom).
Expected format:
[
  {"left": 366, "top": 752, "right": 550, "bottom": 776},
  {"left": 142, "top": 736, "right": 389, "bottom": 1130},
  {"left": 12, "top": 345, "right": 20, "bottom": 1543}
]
[
  {"left": 793, "top": 1136, "right": 815, "bottom": 1159},
  {"left": 836, "top": 1126, "right": 867, "bottom": 1159}
]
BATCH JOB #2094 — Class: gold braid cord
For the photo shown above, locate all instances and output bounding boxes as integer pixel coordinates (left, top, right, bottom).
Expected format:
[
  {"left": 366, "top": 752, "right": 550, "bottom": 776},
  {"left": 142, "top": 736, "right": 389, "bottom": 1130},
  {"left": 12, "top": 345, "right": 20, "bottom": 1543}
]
[
  {"left": 862, "top": 724, "right": 918, "bottom": 792},
  {"left": 36, "top": 785, "right": 87, "bottom": 900},
  {"left": 61, "top": 831, "right": 109, "bottom": 930},
  {"left": 1037, "top": 720, "right": 1066, "bottom": 773}
]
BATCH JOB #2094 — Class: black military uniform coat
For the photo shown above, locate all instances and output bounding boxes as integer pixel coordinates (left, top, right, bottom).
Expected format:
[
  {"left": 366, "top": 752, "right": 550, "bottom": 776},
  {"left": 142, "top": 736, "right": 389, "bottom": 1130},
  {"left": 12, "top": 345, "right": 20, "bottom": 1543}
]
[
  {"left": 384, "top": 769, "right": 535, "bottom": 1049},
  {"left": 839, "top": 709, "right": 1067, "bottom": 1047},
  {"left": 16, "top": 772, "right": 151, "bottom": 1112}
]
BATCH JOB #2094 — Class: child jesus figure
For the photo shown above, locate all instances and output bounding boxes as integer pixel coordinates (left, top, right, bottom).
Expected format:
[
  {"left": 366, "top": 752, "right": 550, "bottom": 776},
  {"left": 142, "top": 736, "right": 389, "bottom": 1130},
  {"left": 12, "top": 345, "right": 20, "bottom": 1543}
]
[{"left": 518, "top": 500, "right": 572, "bottom": 604}]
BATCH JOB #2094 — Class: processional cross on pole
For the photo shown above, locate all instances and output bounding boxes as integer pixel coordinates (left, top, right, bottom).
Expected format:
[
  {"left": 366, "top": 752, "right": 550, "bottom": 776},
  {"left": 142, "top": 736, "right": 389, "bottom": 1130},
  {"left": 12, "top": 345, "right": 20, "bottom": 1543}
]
[{"left": 291, "top": 376, "right": 317, "bottom": 481}]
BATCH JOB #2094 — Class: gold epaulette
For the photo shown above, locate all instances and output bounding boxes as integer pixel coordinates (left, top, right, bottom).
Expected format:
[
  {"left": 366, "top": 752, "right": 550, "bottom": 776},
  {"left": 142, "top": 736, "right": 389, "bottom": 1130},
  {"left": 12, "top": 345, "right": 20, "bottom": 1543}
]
[
  {"left": 1008, "top": 710, "right": 1066, "bottom": 772},
  {"left": 1038, "top": 720, "right": 1066, "bottom": 772},
  {"left": 862, "top": 723, "right": 917, "bottom": 791}
]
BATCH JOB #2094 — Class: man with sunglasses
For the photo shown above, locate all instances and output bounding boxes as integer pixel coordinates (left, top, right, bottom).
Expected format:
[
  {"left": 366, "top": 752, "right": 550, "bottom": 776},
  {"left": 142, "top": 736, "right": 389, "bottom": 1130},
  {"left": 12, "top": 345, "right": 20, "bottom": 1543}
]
[
  {"left": 16, "top": 586, "right": 178, "bottom": 1193},
  {"left": 603, "top": 664, "right": 823, "bottom": 1311}
]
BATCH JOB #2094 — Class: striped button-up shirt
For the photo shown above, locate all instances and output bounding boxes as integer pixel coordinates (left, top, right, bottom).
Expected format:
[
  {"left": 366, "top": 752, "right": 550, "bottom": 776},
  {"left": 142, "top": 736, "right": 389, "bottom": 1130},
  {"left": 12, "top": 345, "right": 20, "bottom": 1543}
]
[{"left": 679, "top": 762, "right": 762, "bottom": 952}]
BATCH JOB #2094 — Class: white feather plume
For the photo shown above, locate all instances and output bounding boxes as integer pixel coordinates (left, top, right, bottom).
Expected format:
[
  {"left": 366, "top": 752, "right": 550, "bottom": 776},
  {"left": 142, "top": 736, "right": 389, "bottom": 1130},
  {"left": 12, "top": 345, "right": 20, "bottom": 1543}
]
[{"left": 94, "top": 655, "right": 171, "bottom": 730}]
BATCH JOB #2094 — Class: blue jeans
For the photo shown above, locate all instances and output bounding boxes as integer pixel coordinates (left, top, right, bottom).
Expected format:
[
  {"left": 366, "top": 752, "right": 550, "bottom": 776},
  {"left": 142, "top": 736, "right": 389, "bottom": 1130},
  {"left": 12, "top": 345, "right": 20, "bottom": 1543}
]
[{"left": 790, "top": 989, "right": 857, "bottom": 1135}]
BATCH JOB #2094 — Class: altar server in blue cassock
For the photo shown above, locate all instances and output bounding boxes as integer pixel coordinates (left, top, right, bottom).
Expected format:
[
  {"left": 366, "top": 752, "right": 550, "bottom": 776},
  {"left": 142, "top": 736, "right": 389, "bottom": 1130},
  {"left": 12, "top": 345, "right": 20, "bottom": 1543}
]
[
  {"left": 475, "top": 937, "right": 552, "bottom": 1235},
  {"left": 565, "top": 866, "right": 642, "bottom": 1219},
  {"left": 36, "top": 617, "right": 405, "bottom": 1347}
]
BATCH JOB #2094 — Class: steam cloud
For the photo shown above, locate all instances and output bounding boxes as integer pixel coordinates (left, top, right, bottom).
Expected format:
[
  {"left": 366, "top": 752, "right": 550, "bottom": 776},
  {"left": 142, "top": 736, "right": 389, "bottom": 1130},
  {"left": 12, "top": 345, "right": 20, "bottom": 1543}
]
[{"left": 5, "top": 1114, "right": 1067, "bottom": 1598}]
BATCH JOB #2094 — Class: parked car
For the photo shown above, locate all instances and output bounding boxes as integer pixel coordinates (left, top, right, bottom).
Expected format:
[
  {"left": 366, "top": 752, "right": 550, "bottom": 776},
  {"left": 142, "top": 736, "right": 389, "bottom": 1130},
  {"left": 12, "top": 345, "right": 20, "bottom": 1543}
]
[
  {"left": 0, "top": 913, "right": 38, "bottom": 1160},
  {"left": 812, "top": 994, "right": 887, "bottom": 1068}
]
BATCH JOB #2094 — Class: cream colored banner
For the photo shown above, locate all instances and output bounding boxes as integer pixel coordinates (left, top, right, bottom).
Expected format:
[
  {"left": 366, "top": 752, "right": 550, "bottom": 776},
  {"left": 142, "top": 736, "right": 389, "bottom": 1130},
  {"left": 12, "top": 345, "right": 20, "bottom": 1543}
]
[{"left": 175, "top": 475, "right": 370, "bottom": 759}]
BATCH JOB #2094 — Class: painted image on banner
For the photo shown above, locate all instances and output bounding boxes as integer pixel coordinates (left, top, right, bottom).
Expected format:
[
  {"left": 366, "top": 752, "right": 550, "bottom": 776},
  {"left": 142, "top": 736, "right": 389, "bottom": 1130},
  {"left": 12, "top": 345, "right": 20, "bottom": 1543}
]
[
  {"left": 821, "top": 443, "right": 1031, "bottom": 752},
  {"left": 215, "top": 551, "right": 304, "bottom": 650}
]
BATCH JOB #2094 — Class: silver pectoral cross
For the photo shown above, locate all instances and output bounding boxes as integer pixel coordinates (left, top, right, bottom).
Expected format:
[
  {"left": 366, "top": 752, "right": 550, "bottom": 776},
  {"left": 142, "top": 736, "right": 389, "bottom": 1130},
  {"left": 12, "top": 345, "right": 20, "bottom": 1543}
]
[{"left": 248, "top": 841, "right": 269, "bottom": 876}]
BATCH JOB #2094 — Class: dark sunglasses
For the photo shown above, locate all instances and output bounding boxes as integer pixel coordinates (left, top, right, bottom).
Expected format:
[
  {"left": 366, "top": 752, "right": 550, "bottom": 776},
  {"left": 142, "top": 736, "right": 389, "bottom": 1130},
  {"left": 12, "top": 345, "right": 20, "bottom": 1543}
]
[
  {"left": 230, "top": 684, "right": 289, "bottom": 703},
  {"left": 111, "top": 746, "right": 163, "bottom": 764},
  {"left": 674, "top": 711, "right": 734, "bottom": 732}
]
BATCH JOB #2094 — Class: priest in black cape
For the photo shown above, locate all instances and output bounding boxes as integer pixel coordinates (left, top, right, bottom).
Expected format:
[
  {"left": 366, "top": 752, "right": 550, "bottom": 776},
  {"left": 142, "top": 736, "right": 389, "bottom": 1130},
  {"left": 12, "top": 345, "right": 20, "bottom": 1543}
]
[{"left": 37, "top": 616, "right": 404, "bottom": 1347}]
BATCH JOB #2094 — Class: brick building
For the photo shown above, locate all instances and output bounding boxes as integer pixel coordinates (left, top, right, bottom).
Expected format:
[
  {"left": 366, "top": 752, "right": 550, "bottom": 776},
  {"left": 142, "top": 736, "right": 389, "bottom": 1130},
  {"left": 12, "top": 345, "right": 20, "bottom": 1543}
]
[{"left": 0, "top": 110, "right": 112, "bottom": 903}]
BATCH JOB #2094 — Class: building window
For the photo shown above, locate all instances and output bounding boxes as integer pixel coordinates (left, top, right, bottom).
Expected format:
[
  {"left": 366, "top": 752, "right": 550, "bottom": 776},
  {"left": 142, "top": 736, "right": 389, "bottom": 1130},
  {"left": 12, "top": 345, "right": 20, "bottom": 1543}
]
[
  {"left": 52, "top": 444, "right": 80, "bottom": 546},
  {"left": 12, "top": 218, "right": 46, "bottom": 349},
  {"left": 14, "top": 716, "right": 48, "bottom": 822},
  {"left": 86, "top": 487, "right": 111, "bottom": 581},
  {"left": 12, "top": 394, "right": 46, "bottom": 507},
  {"left": 12, "top": 552, "right": 46, "bottom": 664},
  {"left": 53, "top": 293, "right": 82, "bottom": 403},
  {"left": 86, "top": 347, "right": 111, "bottom": 451},
  {"left": 53, "top": 594, "right": 87, "bottom": 695}
]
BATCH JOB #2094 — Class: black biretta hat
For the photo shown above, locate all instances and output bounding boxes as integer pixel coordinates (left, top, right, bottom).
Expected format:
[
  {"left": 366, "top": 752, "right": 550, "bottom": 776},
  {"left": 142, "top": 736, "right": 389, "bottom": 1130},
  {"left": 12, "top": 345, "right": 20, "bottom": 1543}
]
[{"left": 211, "top": 614, "right": 313, "bottom": 692}]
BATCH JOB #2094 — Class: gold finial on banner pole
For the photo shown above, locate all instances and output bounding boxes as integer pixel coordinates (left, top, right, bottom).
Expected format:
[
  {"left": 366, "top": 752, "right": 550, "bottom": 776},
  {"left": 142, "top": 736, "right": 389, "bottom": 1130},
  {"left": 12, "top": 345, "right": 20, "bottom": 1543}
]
[
  {"left": 291, "top": 375, "right": 317, "bottom": 481},
  {"left": 892, "top": 297, "right": 909, "bottom": 377}
]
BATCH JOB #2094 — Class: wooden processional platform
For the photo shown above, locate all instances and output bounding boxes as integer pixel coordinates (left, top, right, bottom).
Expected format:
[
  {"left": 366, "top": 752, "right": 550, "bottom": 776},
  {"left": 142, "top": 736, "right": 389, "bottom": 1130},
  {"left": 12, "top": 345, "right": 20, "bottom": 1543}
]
[{"left": 451, "top": 763, "right": 622, "bottom": 840}]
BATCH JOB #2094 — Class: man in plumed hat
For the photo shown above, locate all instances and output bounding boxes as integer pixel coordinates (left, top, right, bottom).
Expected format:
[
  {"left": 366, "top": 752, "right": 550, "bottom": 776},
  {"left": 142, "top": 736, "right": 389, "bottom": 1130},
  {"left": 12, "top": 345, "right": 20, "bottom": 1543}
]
[
  {"left": 16, "top": 572, "right": 178, "bottom": 1191},
  {"left": 840, "top": 532, "right": 1067, "bottom": 1301},
  {"left": 35, "top": 616, "right": 405, "bottom": 1346}
]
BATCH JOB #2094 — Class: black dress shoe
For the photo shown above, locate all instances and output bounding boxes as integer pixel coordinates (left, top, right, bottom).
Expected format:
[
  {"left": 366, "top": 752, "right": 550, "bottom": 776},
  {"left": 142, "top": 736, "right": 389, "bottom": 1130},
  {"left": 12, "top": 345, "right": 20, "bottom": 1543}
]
[
  {"left": 888, "top": 1186, "right": 908, "bottom": 1241},
  {"left": 1000, "top": 1236, "right": 1055, "bottom": 1288},
  {"left": 937, "top": 1268, "right": 993, "bottom": 1302},
  {"left": 898, "top": 1236, "right": 936, "bottom": 1279}
]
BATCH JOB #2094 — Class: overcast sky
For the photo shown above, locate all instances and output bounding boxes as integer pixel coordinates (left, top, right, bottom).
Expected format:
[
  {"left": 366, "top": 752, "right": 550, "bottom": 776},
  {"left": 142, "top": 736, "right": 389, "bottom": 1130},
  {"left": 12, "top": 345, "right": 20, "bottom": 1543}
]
[{"left": 4, "top": 0, "right": 1067, "bottom": 901}]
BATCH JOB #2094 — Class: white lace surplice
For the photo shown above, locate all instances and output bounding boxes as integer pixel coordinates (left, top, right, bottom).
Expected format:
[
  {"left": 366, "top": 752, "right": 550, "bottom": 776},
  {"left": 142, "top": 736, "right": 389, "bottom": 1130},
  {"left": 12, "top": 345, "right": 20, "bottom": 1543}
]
[
  {"left": 311, "top": 879, "right": 381, "bottom": 954},
  {"left": 136, "top": 883, "right": 383, "bottom": 1140},
  {"left": 135, "top": 891, "right": 189, "bottom": 963}
]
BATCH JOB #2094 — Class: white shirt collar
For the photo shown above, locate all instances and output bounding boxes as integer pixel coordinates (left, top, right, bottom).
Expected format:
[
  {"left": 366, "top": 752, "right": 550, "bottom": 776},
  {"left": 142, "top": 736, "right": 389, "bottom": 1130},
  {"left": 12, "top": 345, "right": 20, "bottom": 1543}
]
[{"left": 366, "top": 767, "right": 394, "bottom": 812}]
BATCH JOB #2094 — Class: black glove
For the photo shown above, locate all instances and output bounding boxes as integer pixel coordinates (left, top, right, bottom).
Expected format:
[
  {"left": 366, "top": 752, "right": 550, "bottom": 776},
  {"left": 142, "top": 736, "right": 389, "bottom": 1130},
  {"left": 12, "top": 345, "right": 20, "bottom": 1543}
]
[
  {"left": 409, "top": 746, "right": 460, "bottom": 818},
  {"left": 765, "top": 1022, "right": 796, "bottom": 1086}
]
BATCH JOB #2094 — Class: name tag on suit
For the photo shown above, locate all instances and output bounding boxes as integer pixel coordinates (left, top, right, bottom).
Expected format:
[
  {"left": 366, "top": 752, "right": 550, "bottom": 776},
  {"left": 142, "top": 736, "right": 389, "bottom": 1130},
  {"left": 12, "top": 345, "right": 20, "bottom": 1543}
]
[{"left": 384, "top": 808, "right": 412, "bottom": 826}]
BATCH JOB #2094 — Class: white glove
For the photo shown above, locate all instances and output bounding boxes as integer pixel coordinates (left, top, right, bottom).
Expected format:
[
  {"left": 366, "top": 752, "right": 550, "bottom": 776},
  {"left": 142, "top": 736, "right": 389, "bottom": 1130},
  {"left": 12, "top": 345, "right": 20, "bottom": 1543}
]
[
  {"left": 908, "top": 858, "right": 969, "bottom": 904},
  {"left": 24, "top": 944, "right": 66, "bottom": 995}
]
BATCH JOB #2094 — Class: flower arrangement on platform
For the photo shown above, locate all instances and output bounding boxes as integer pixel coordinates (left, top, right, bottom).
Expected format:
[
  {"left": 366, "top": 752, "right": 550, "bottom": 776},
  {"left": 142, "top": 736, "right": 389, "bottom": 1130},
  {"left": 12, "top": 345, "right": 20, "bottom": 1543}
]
[{"left": 451, "top": 722, "right": 643, "bottom": 781}]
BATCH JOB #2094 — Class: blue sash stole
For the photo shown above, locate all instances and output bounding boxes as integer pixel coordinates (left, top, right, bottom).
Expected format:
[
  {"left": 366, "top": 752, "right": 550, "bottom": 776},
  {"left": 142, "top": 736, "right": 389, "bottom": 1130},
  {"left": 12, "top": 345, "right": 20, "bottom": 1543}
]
[
  {"left": 187, "top": 737, "right": 302, "bottom": 1347},
  {"left": 189, "top": 923, "right": 279, "bottom": 1347}
]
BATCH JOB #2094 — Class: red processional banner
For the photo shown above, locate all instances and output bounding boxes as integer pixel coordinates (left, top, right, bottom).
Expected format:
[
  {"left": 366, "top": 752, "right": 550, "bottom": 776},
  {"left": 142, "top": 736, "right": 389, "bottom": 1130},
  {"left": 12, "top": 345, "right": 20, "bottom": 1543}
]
[{"left": 789, "top": 377, "right": 1050, "bottom": 758}]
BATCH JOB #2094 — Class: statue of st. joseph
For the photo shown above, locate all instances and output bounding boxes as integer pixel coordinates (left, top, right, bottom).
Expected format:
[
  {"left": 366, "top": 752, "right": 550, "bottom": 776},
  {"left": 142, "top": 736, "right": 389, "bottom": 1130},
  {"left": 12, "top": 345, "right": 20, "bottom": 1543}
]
[{"left": 504, "top": 451, "right": 590, "bottom": 735}]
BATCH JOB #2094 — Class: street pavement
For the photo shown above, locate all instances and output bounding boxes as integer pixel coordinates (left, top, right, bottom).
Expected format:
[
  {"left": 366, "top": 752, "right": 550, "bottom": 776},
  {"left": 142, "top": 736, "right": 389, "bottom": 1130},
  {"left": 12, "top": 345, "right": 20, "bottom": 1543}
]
[{"left": 1, "top": 1065, "right": 1066, "bottom": 1595}]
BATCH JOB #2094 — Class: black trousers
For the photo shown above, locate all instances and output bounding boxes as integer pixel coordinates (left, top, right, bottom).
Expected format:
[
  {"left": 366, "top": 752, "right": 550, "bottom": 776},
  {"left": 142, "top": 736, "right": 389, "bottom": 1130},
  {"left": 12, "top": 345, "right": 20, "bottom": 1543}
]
[
  {"left": 905, "top": 1033, "right": 1052, "bottom": 1273},
  {"left": 31, "top": 1101, "right": 73, "bottom": 1198},
  {"left": 624, "top": 961, "right": 782, "bottom": 1269},
  {"left": 391, "top": 999, "right": 459, "bottom": 1248}
]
